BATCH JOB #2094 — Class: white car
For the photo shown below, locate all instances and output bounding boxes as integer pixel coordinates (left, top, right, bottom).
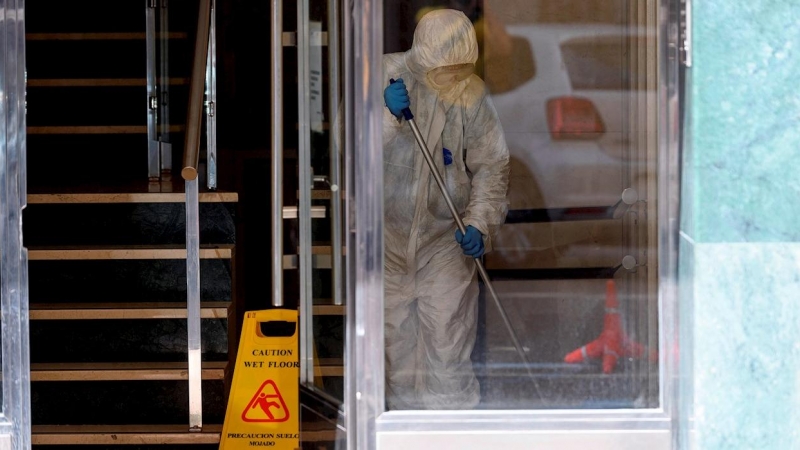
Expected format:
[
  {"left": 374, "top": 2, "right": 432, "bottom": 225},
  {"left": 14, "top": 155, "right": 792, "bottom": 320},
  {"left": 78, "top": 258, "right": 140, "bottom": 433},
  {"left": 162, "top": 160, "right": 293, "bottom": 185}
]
[
  {"left": 492, "top": 24, "right": 652, "bottom": 207},
  {"left": 485, "top": 24, "right": 654, "bottom": 271}
]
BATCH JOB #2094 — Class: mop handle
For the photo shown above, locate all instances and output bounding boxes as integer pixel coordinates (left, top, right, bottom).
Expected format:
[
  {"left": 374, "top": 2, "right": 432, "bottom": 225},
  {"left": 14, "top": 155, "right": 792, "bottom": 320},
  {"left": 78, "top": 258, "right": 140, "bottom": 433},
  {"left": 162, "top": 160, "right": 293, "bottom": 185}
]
[
  {"left": 388, "top": 79, "right": 545, "bottom": 400},
  {"left": 389, "top": 79, "right": 467, "bottom": 236}
]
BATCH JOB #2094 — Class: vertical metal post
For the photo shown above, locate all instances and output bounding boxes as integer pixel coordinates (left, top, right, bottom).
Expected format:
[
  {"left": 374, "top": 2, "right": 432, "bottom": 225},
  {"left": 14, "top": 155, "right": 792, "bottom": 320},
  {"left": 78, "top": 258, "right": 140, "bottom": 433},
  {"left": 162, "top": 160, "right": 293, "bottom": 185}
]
[
  {"left": 664, "top": 0, "right": 685, "bottom": 419},
  {"left": 328, "top": 0, "right": 343, "bottom": 307},
  {"left": 271, "top": 0, "right": 284, "bottom": 307},
  {"left": 146, "top": 0, "right": 160, "bottom": 179},
  {"left": 1, "top": 0, "right": 33, "bottom": 447},
  {"left": 346, "top": 0, "right": 384, "bottom": 448},
  {"left": 343, "top": 0, "right": 356, "bottom": 443},
  {"left": 185, "top": 179, "right": 203, "bottom": 430},
  {"left": 159, "top": 0, "right": 172, "bottom": 176},
  {"left": 297, "top": 0, "right": 314, "bottom": 384},
  {"left": 205, "top": 0, "right": 217, "bottom": 190}
]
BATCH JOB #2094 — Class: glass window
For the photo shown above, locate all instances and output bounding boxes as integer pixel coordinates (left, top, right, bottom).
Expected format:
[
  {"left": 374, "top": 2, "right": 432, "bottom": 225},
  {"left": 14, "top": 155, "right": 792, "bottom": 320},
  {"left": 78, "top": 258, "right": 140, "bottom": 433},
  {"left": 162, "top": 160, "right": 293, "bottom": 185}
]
[
  {"left": 562, "top": 37, "right": 651, "bottom": 91},
  {"left": 380, "top": 0, "right": 660, "bottom": 411}
]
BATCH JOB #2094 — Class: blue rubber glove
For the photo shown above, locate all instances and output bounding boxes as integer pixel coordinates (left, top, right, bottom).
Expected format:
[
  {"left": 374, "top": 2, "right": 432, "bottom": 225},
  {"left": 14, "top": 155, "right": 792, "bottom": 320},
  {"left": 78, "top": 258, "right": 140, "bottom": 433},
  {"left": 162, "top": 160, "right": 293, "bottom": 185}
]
[
  {"left": 384, "top": 78, "right": 410, "bottom": 118},
  {"left": 455, "top": 226, "right": 485, "bottom": 258}
]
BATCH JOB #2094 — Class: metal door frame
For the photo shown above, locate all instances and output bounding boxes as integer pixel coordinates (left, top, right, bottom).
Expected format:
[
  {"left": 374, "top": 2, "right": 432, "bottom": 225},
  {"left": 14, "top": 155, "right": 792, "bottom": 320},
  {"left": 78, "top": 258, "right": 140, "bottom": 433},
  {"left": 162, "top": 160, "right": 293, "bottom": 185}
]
[
  {"left": 0, "top": 0, "right": 32, "bottom": 448},
  {"left": 344, "top": 0, "right": 686, "bottom": 448}
]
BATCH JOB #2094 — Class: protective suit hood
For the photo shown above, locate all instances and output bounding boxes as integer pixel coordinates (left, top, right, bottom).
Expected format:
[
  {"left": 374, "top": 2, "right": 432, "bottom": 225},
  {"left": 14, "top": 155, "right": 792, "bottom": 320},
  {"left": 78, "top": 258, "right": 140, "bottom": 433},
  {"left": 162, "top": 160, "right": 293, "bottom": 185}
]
[{"left": 405, "top": 9, "right": 478, "bottom": 100}]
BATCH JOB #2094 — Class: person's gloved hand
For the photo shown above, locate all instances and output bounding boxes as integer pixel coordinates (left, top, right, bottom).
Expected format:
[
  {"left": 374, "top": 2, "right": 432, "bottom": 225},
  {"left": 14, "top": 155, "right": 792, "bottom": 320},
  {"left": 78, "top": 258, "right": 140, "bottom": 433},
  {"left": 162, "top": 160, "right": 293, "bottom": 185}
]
[
  {"left": 455, "top": 226, "right": 485, "bottom": 258},
  {"left": 384, "top": 78, "right": 410, "bottom": 118}
]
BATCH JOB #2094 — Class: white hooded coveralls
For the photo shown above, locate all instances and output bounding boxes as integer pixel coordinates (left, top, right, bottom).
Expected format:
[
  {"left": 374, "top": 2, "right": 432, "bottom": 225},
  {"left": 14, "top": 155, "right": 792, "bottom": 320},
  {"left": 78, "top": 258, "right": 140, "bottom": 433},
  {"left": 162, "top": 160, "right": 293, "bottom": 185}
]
[{"left": 382, "top": 9, "right": 510, "bottom": 410}]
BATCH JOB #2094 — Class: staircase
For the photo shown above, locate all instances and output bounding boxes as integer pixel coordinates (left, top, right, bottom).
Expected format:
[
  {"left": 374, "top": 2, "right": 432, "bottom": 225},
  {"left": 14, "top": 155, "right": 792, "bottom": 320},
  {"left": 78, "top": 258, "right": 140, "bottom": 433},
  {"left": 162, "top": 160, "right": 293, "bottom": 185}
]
[
  {"left": 24, "top": 0, "right": 235, "bottom": 446},
  {"left": 25, "top": 190, "right": 238, "bottom": 447},
  {"left": 24, "top": 1, "right": 346, "bottom": 447}
]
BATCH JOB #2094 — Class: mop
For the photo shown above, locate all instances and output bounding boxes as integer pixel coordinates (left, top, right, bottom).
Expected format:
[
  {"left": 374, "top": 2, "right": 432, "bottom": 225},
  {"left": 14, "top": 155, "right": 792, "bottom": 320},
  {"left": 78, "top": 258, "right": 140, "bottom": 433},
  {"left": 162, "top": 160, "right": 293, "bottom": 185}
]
[{"left": 389, "top": 79, "right": 544, "bottom": 400}]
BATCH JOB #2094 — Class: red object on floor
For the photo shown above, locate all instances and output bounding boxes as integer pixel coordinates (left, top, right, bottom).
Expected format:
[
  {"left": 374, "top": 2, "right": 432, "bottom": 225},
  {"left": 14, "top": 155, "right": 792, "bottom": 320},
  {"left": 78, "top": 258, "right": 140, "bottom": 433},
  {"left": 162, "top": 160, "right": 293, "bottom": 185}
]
[{"left": 564, "top": 280, "right": 657, "bottom": 374}]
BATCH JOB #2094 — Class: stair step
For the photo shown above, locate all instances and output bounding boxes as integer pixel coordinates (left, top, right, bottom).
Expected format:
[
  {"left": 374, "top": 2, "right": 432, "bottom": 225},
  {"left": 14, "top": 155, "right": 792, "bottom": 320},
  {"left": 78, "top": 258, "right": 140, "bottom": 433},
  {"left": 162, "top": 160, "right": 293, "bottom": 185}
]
[
  {"left": 31, "top": 424, "right": 337, "bottom": 445},
  {"left": 317, "top": 359, "right": 344, "bottom": 377},
  {"left": 27, "top": 32, "right": 188, "bottom": 41},
  {"left": 27, "top": 134, "right": 149, "bottom": 185},
  {"left": 30, "top": 259, "right": 232, "bottom": 303},
  {"left": 30, "top": 302, "right": 229, "bottom": 320},
  {"left": 28, "top": 180, "right": 239, "bottom": 203},
  {"left": 32, "top": 424, "right": 222, "bottom": 445},
  {"left": 313, "top": 304, "right": 345, "bottom": 316},
  {"left": 28, "top": 191, "right": 238, "bottom": 204},
  {"left": 28, "top": 245, "right": 234, "bottom": 260},
  {"left": 283, "top": 246, "right": 345, "bottom": 270},
  {"left": 302, "top": 420, "right": 340, "bottom": 443},
  {"left": 27, "top": 39, "right": 190, "bottom": 79},
  {"left": 298, "top": 189, "right": 337, "bottom": 200},
  {"left": 28, "top": 77, "right": 189, "bottom": 87},
  {"left": 284, "top": 254, "right": 332, "bottom": 270},
  {"left": 28, "top": 125, "right": 185, "bottom": 135},
  {"left": 281, "top": 205, "right": 327, "bottom": 219},
  {"left": 25, "top": 203, "right": 236, "bottom": 246},
  {"left": 31, "top": 362, "right": 227, "bottom": 381}
]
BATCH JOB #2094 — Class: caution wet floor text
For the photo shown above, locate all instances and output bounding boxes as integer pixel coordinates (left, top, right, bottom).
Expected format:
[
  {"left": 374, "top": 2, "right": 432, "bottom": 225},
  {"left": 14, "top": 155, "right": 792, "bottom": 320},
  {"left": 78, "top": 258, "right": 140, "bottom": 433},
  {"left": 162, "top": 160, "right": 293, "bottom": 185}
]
[{"left": 220, "top": 310, "right": 299, "bottom": 449}]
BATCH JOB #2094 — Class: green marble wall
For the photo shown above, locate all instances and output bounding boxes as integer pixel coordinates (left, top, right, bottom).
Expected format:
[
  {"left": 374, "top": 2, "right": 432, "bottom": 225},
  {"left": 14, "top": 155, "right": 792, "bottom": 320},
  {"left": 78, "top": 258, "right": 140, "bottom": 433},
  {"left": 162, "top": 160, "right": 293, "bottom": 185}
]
[
  {"left": 680, "top": 1, "right": 800, "bottom": 449},
  {"left": 690, "top": 1, "right": 800, "bottom": 243}
]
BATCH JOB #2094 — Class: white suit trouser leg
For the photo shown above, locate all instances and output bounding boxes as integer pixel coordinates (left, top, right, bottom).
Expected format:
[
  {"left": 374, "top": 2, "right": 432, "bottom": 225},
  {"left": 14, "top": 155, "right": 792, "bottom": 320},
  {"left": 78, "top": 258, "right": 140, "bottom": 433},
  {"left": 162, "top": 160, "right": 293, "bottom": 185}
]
[{"left": 385, "top": 246, "right": 480, "bottom": 410}]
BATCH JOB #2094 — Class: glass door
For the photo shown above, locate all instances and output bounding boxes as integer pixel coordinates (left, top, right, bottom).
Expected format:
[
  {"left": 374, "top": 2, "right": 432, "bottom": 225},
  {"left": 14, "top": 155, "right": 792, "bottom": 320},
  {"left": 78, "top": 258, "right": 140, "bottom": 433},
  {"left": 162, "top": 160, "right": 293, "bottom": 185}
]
[
  {"left": 349, "top": 0, "right": 682, "bottom": 448},
  {"left": 273, "top": 0, "right": 347, "bottom": 446},
  {"left": 281, "top": 0, "right": 682, "bottom": 448},
  {"left": 0, "top": 0, "right": 33, "bottom": 448}
]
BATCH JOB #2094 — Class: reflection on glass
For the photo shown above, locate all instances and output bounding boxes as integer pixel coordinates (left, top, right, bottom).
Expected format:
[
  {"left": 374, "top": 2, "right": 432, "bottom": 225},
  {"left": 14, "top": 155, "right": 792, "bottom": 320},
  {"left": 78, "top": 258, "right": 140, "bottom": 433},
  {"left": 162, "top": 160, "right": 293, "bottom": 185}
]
[
  {"left": 382, "top": 9, "right": 510, "bottom": 410},
  {"left": 383, "top": 0, "right": 659, "bottom": 410},
  {"left": 299, "top": 4, "right": 345, "bottom": 403}
]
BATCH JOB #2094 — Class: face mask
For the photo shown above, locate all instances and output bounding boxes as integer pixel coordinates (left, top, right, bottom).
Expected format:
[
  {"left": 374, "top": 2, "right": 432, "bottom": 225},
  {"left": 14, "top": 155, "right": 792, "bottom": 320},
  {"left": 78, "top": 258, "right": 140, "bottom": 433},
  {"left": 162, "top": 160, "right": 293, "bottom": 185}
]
[{"left": 426, "top": 63, "right": 474, "bottom": 90}]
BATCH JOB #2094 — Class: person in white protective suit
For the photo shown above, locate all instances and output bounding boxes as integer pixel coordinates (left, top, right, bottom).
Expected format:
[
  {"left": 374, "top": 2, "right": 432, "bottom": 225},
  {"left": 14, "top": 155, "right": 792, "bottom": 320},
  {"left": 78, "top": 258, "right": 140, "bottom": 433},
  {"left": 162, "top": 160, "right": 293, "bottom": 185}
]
[{"left": 381, "top": 9, "right": 510, "bottom": 410}]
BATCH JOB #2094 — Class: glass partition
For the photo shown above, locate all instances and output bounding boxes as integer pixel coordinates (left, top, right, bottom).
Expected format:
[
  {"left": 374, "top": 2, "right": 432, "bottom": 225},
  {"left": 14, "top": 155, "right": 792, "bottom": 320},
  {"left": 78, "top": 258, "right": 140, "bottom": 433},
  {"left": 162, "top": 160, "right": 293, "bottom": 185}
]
[
  {"left": 345, "top": 0, "right": 682, "bottom": 447},
  {"left": 379, "top": 0, "right": 660, "bottom": 412},
  {"left": 284, "top": 0, "right": 682, "bottom": 446},
  {"left": 294, "top": 0, "right": 345, "bottom": 401}
]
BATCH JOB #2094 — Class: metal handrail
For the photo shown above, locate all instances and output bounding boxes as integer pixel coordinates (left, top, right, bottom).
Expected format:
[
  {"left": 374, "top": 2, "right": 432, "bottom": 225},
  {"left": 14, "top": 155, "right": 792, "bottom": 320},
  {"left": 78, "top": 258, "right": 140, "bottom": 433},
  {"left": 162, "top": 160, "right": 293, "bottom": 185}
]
[
  {"left": 181, "top": 0, "right": 212, "bottom": 181},
  {"left": 271, "top": 0, "right": 284, "bottom": 307},
  {"left": 145, "top": 0, "right": 159, "bottom": 179},
  {"left": 328, "top": 0, "right": 343, "bottom": 308},
  {"left": 205, "top": 0, "right": 217, "bottom": 190}
]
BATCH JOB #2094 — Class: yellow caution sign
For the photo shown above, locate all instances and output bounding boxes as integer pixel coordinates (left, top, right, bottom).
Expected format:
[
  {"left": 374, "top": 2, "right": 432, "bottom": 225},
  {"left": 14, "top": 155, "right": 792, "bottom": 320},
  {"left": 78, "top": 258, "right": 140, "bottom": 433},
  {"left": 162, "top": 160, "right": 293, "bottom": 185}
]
[{"left": 220, "top": 310, "right": 299, "bottom": 450}]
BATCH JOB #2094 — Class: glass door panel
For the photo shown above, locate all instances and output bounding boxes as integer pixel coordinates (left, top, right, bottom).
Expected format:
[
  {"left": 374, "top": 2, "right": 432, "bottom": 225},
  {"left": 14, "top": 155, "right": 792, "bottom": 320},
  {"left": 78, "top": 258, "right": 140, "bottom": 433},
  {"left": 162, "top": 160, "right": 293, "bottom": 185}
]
[
  {"left": 296, "top": 0, "right": 344, "bottom": 401},
  {"left": 380, "top": 0, "right": 660, "bottom": 412},
  {"left": 290, "top": 0, "right": 347, "bottom": 446}
]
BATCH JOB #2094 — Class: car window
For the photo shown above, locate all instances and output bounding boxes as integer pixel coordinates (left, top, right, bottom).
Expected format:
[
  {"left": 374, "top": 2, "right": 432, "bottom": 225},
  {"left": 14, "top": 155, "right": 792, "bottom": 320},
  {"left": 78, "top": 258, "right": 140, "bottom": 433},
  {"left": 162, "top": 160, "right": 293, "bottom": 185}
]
[{"left": 561, "top": 37, "right": 647, "bottom": 91}]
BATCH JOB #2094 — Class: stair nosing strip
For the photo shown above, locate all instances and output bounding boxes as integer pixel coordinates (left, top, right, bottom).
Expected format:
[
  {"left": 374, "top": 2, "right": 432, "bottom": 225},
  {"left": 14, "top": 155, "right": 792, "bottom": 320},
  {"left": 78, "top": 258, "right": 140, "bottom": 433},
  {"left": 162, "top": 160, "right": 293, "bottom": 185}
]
[
  {"left": 27, "top": 125, "right": 185, "bottom": 135},
  {"left": 27, "top": 191, "right": 239, "bottom": 204},
  {"left": 31, "top": 362, "right": 226, "bottom": 381},
  {"left": 31, "top": 425, "right": 336, "bottom": 444},
  {"left": 30, "top": 302, "right": 230, "bottom": 320},
  {"left": 28, "top": 245, "right": 234, "bottom": 260},
  {"left": 28, "top": 77, "right": 190, "bottom": 87},
  {"left": 26, "top": 32, "right": 189, "bottom": 41}
]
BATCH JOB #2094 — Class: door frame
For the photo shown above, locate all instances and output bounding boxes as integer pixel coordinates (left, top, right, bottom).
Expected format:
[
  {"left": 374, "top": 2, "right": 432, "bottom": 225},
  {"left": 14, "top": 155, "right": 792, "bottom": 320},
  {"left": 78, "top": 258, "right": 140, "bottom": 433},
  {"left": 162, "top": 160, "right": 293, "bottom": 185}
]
[
  {"left": 0, "top": 0, "right": 32, "bottom": 449},
  {"left": 344, "top": 0, "right": 686, "bottom": 448}
]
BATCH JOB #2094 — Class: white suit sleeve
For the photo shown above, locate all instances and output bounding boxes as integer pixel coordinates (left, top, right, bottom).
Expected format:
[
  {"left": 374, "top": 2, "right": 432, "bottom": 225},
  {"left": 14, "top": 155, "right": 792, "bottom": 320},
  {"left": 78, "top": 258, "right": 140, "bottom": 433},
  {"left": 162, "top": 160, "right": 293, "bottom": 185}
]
[{"left": 463, "top": 92, "right": 510, "bottom": 253}]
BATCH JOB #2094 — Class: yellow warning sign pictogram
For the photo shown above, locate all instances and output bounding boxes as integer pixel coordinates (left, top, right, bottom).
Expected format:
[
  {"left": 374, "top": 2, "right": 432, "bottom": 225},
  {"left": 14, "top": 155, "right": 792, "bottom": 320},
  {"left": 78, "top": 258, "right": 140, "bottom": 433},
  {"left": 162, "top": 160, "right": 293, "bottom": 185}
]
[
  {"left": 242, "top": 380, "right": 289, "bottom": 423},
  {"left": 219, "top": 310, "right": 299, "bottom": 450}
]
